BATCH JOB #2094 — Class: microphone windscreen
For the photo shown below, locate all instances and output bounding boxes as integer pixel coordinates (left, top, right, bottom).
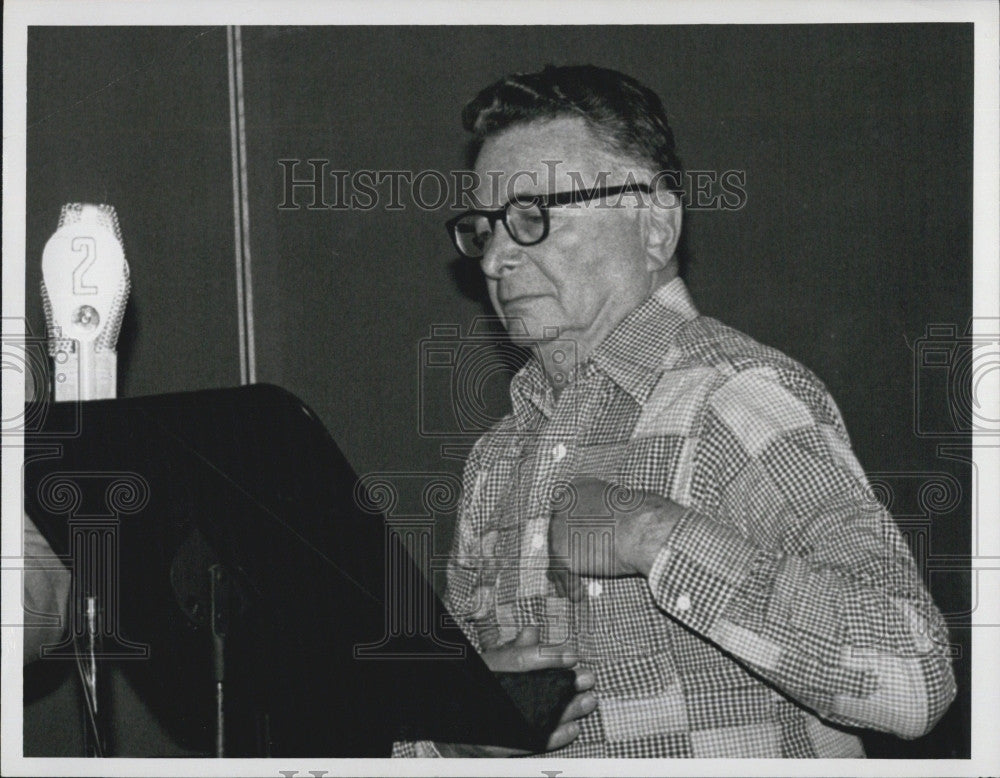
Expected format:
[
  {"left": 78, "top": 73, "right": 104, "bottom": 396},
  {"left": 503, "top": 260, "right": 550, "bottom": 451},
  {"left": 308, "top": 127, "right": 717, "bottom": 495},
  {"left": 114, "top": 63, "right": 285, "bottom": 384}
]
[{"left": 41, "top": 203, "right": 130, "bottom": 400}]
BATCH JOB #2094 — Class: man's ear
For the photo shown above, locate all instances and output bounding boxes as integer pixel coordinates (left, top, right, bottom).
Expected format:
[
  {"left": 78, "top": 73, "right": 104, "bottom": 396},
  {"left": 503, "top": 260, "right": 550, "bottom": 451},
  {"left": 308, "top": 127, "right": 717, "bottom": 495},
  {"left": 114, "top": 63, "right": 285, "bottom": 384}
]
[{"left": 643, "top": 189, "right": 683, "bottom": 272}]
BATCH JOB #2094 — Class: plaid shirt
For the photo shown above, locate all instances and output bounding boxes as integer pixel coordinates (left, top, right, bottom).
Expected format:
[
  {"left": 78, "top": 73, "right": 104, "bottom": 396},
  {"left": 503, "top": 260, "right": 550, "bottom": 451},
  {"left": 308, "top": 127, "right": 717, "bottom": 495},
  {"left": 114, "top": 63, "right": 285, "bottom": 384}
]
[{"left": 394, "top": 277, "right": 955, "bottom": 758}]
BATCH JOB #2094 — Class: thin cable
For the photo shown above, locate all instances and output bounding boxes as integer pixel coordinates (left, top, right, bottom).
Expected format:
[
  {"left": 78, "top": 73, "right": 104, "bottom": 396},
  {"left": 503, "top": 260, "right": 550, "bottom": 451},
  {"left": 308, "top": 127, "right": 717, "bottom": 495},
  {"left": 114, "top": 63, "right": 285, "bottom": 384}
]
[{"left": 72, "top": 632, "right": 104, "bottom": 756}]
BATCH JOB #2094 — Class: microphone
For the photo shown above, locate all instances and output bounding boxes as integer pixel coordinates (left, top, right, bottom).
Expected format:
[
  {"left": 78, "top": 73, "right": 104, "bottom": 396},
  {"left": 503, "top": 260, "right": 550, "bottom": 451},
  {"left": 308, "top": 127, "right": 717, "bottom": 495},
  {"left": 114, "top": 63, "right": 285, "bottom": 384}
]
[{"left": 41, "top": 204, "right": 130, "bottom": 401}]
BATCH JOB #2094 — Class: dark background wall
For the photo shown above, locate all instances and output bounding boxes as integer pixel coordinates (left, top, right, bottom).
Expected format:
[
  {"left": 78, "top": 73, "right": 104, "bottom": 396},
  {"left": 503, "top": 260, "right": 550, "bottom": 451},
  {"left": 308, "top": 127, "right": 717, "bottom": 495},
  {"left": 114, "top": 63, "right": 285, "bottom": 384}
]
[{"left": 24, "top": 24, "right": 972, "bottom": 758}]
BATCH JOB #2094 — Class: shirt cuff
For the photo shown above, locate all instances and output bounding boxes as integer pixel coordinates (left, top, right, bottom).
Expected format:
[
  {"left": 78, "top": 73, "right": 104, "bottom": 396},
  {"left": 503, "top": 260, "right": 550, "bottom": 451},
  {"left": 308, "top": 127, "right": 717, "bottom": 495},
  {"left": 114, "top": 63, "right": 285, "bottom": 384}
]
[{"left": 646, "top": 507, "right": 762, "bottom": 634}]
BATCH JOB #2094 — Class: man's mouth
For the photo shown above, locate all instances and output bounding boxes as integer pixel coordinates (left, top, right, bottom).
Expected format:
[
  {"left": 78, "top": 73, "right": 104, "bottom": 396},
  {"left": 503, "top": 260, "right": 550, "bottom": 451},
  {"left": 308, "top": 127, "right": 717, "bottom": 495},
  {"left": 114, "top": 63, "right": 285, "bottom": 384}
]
[{"left": 499, "top": 293, "right": 547, "bottom": 306}]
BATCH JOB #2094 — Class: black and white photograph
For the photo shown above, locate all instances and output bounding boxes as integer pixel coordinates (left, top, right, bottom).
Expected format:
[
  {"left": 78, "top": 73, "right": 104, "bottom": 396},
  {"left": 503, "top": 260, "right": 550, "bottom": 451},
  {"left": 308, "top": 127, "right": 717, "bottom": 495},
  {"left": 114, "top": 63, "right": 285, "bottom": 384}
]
[{"left": 2, "top": 1, "right": 997, "bottom": 775}]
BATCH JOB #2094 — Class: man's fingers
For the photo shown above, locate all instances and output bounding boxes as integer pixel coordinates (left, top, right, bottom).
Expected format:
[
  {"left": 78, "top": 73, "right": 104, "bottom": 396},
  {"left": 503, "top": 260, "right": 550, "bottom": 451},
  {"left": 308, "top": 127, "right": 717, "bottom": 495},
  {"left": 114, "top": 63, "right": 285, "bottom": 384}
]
[
  {"left": 515, "top": 643, "right": 578, "bottom": 672},
  {"left": 511, "top": 625, "right": 577, "bottom": 671},
  {"left": 514, "top": 624, "right": 540, "bottom": 647},
  {"left": 558, "top": 690, "right": 598, "bottom": 725},
  {"left": 574, "top": 668, "right": 596, "bottom": 692},
  {"left": 482, "top": 626, "right": 578, "bottom": 672},
  {"left": 545, "top": 721, "right": 582, "bottom": 751}
]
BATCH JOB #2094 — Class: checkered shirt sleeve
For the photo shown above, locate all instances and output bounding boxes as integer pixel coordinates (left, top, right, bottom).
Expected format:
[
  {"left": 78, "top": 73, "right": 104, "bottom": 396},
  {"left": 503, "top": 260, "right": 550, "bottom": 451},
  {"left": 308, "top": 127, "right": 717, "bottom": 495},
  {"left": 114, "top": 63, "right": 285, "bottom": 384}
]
[{"left": 644, "top": 360, "right": 957, "bottom": 739}]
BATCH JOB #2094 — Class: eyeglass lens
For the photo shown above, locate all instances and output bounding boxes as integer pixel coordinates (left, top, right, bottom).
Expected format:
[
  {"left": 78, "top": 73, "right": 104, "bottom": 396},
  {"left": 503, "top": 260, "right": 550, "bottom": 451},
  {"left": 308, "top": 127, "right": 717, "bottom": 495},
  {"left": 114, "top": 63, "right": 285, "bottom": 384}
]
[{"left": 453, "top": 201, "right": 546, "bottom": 258}]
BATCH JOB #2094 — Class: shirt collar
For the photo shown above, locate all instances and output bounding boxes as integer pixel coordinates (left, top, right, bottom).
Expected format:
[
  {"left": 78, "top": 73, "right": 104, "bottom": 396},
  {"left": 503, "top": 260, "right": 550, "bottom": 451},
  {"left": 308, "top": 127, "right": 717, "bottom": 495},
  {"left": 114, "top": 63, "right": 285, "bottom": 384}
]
[
  {"left": 509, "top": 356, "right": 553, "bottom": 425},
  {"left": 509, "top": 277, "right": 699, "bottom": 421}
]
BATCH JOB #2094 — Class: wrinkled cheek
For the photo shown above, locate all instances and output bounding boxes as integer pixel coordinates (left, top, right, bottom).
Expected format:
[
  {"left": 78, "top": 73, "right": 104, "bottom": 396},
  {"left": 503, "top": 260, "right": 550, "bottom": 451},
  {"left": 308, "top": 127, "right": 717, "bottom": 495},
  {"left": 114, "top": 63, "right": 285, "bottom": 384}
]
[{"left": 486, "top": 283, "right": 505, "bottom": 323}]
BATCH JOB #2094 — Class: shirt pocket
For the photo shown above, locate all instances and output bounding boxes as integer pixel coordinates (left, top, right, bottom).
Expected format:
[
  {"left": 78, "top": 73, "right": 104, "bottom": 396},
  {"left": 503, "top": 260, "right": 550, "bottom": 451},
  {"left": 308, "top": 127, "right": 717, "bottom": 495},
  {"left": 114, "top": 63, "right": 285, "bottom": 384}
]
[{"left": 593, "top": 650, "right": 691, "bottom": 743}]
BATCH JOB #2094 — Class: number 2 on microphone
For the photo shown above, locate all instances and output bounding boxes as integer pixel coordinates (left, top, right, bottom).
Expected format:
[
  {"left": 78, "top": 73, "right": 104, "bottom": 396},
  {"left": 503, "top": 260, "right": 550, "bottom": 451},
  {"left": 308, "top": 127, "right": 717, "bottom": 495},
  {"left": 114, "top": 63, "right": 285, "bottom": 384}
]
[{"left": 71, "top": 236, "right": 98, "bottom": 295}]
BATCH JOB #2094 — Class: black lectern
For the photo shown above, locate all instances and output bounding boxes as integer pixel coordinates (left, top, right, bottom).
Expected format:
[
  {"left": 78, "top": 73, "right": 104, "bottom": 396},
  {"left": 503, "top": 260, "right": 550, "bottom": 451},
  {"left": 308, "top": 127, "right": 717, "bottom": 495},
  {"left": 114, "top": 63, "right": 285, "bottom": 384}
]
[{"left": 23, "top": 384, "right": 574, "bottom": 756}]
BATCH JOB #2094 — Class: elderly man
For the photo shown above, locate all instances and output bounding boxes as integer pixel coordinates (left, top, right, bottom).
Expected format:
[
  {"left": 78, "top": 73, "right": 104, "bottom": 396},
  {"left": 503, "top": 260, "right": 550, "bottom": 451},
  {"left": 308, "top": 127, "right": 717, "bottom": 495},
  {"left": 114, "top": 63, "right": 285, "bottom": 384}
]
[{"left": 395, "top": 64, "right": 956, "bottom": 758}]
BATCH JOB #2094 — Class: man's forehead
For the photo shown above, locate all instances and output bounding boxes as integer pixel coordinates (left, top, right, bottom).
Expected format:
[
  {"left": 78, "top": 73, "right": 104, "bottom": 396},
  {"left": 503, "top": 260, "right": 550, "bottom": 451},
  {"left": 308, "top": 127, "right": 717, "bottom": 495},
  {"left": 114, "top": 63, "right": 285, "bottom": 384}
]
[{"left": 470, "top": 117, "right": 636, "bottom": 203}]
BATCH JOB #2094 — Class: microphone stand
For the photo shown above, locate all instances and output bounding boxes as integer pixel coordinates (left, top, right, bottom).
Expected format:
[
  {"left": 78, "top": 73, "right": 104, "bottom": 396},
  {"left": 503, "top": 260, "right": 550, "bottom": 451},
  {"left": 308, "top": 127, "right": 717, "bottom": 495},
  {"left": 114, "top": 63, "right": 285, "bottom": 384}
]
[
  {"left": 41, "top": 202, "right": 131, "bottom": 756},
  {"left": 210, "top": 564, "right": 230, "bottom": 757}
]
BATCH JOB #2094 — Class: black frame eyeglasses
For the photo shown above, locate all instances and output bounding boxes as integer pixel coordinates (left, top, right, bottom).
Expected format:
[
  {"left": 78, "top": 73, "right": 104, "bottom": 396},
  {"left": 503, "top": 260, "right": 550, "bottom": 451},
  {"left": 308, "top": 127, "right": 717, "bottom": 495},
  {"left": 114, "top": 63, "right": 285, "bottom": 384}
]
[{"left": 446, "top": 182, "right": 651, "bottom": 260}]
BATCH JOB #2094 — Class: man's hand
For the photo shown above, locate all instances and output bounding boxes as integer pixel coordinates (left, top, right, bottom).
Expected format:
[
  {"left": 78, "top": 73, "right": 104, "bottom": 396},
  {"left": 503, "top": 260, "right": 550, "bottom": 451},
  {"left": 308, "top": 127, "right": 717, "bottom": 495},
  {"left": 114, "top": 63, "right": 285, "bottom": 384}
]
[
  {"left": 548, "top": 477, "right": 685, "bottom": 602},
  {"left": 436, "top": 625, "right": 597, "bottom": 756}
]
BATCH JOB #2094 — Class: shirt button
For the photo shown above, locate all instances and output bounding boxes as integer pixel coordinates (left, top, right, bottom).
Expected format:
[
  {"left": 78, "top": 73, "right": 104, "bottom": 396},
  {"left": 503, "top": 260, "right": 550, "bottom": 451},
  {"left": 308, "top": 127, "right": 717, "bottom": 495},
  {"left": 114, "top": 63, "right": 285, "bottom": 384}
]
[
  {"left": 675, "top": 594, "right": 692, "bottom": 612},
  {"left": 588, "top": 580, "right": 603, "bottom": 598},
  {"left": 531, "top": 533, "right": 546, "bottom": 550},
  {"left": 552, "top": 443, "right": 567, "bottom": 461}
]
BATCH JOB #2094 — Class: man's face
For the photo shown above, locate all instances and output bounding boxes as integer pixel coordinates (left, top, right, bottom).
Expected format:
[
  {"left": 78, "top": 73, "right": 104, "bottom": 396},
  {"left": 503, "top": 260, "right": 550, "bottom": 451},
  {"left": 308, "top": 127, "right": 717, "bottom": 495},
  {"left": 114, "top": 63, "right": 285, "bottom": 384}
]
[{"left": 472, "top": 116, "right": 657, "bottom": 357}]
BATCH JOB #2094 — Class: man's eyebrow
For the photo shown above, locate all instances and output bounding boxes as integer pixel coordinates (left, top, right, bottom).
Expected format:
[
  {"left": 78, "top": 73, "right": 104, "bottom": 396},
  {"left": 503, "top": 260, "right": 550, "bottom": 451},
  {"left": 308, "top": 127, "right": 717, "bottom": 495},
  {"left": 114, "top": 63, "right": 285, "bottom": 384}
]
[{"left": 463, "top": 189, "right": 535, "bottom": 211}]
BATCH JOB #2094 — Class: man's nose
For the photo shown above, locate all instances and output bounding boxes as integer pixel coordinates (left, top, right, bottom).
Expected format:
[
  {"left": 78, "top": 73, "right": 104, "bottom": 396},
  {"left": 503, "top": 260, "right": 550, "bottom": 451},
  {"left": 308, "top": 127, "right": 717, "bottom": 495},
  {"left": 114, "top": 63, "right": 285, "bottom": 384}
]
[{"left": 480, "top": 228, "right": 523, "bottom": 279}]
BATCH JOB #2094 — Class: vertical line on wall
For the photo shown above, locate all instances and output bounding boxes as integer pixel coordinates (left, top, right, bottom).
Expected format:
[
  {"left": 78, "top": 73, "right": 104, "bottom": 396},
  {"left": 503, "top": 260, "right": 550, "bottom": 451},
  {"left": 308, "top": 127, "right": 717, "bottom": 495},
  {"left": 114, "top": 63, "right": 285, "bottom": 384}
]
[
  {"left": 234, "top": 26, "right": 257, "bottom": 384},
  {"left": 227, "top": 25, "right": 256, "bottom": 384}
]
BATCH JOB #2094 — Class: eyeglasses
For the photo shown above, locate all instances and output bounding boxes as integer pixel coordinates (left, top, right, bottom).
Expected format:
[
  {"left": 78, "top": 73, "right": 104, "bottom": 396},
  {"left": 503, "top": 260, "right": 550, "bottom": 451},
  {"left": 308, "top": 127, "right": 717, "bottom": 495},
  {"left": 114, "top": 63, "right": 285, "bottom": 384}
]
[{"left": 446, "top": 182, "right": 651, "bottom": 260}]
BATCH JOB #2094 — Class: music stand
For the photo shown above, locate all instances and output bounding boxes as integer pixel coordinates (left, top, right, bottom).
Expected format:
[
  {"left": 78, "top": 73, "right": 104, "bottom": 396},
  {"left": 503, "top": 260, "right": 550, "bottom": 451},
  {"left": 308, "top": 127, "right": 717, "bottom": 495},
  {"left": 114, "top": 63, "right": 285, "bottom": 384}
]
[{"left": 23, "top": 384, "right": 575, "bottom": 756}]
